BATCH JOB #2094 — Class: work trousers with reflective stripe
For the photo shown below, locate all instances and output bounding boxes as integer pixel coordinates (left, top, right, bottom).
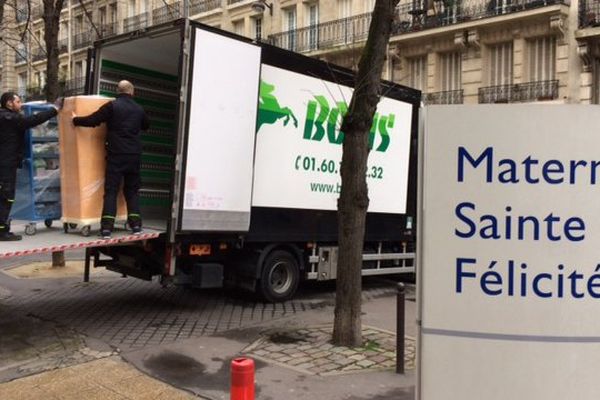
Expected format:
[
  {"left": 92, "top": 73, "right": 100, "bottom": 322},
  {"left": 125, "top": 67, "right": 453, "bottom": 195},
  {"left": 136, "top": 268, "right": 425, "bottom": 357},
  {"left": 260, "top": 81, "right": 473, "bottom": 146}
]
[
  {"left": 101, "top": 154, "right": 142, "bottom": 231},
  {"left": 0, "top": 167, "right": 17, "bottom": 231}
]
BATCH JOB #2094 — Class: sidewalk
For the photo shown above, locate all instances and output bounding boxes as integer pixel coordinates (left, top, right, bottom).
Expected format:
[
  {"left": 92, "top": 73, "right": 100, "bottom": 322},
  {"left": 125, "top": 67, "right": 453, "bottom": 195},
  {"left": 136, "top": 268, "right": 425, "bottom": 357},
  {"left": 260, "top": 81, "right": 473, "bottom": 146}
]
[{"left": 0, "top": 258, "right": 416, "bottom": 400}]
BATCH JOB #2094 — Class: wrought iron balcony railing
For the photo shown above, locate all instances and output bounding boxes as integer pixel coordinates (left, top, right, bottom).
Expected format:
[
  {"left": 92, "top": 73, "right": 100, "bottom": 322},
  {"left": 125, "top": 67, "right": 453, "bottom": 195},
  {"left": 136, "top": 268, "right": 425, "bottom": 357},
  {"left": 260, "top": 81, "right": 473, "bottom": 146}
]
[
  {"left": 269, "top": 0, "right": 567, "bottom": 54},
  {"left": 31, "top": 46, "right": 46, "bottom": 62},
  {"left": 478, "top": 80, "right": 558, "bottom": 103},
  {"left": 269, "top": 13, "right": 371, "bottom": 52},
  {"left": 190, "top": 0, "right": 221, "bottom": 15},
  {"left": 63, "top": 77, "right": 86, "bottom": 96},
  {"left": 394, "top": 0, "right": 566, "bottom": 34},
  {"left": 25, "top": 86, "right": 45, "bottom": 101},
  {"left": 98, "top": 22, "right": 119, "bottom": 38},
  {"left": 153, "top": 2, "right": 181, "bottom": 25},
  {"left": 423, "top": 89, "right": 464, "bottom": 104},
  {"left": 580, "top": 0, "right": 600, "bottom": 27},
  {"left": 72, "top": 31, "right": 93, "bottom": 50},
  {"left": 123, "top": 12, "right": 149, "bottom": 33}
]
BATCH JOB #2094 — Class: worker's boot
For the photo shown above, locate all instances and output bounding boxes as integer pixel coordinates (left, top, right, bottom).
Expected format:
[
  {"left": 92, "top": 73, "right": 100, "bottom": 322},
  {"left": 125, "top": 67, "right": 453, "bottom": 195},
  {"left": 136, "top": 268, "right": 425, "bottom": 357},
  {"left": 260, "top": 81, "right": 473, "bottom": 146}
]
[
  {"left": 128, "top": 214, "right": 142, "bottom": 235},
  {"left": 0, "top": 221, "right": 22, "bottom": 241},
  {"left": 99, "top": 217, "right": 113, "bottom": 240}
]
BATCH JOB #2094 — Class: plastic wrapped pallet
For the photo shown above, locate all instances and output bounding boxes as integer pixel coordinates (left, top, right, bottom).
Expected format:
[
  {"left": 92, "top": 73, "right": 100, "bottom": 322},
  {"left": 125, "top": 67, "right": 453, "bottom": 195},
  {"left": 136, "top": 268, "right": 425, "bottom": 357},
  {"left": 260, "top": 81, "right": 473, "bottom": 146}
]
[{"left": 58, "top": 96, "right": 127, "bottom": 234}]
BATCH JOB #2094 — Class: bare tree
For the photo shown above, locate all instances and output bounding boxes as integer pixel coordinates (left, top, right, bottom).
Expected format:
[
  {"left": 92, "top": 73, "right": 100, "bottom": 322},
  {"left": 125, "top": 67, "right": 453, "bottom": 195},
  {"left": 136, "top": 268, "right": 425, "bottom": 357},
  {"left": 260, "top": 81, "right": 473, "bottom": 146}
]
[
  {"left": 42, "top": 0, "right": 64, "bottom": 101},
  {"left": 41, "top": 0, "right": 66, "bottom": 267},
  {"left": 332, "top": 0, "right": 400, "bottom": 347}
]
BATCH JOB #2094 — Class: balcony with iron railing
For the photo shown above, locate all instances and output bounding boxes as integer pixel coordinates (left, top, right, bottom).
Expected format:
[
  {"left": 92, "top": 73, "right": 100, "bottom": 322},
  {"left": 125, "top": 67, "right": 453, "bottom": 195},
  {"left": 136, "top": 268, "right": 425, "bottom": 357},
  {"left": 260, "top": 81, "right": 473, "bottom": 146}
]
[
  {"left": 393, "top": 0, "right": 566, "bottom": 34},
  {"left": 579, "top": 0, "right": 600, "bottom": 27},
  {"left": 153, "top": 2, "right": 181, "bottom": 25},
  {"left": 31, "top": 46, "right": 46, "bottom": 62},
  {"left": 98, "top": 22, "right": 119, "bottom": 38},
  {"left": 269, "top": 0, "right": 567, "bottom": 54},
  {"left": 25, "top": 86, "right": 45, "bottom": 101},
  {"left": 190, "top": 0, "right": 221, "bottom": 15},
  {"left": 478, "top": 80, "right": 559, "bottom": 103},
  {"left": 423, "top": 89, "right": 464, "bottom": 104},
  {"left": 269, "top": 13, "right": 371, "bottom": 53},
  {"left": 72, "top": 31, "right": 93, "bottom": 50},
  {"left": 63, "top": 77, "right": 86, "bottom": 96},
  {"left": 123, "top": 12, "right": 150, "bottom": 32}
]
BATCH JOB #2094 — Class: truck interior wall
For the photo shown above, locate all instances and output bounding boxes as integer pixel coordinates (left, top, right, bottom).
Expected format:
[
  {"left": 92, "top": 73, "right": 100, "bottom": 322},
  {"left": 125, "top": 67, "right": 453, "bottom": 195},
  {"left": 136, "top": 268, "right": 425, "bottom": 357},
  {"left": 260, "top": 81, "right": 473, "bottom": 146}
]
[{"left": 95, "top": 32, "right": 181, "bottom": 226}]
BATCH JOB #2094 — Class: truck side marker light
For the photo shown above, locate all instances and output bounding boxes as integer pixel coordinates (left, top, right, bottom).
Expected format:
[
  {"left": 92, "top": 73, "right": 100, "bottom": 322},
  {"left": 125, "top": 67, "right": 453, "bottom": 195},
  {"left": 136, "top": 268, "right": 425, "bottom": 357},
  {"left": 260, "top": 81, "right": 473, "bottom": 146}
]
[{"left": 190, "top": 244, "right": 211, "bottom": 256}]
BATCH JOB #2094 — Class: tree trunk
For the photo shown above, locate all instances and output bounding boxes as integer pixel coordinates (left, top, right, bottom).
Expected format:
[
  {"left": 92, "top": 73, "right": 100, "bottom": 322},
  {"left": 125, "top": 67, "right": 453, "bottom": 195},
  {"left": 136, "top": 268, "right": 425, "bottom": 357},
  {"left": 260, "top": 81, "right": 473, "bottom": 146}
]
[
  {"left": 43, "top": 0, "right": 65, "bottom": 267},
  {"left": 43, "top": 0, "right": 64, "bottom": 102},
  {"left": 332, "top": 0, "right": 400, "bottom": 347},
  {"left": 52, "top": 251, "right": 65, "bottom": 267}
]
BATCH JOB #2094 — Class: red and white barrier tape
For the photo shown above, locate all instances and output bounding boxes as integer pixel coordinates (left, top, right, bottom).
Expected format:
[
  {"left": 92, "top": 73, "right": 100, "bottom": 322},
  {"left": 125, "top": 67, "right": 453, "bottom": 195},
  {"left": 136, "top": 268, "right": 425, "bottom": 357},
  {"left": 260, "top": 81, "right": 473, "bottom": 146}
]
[{"left": 0, "top": 232, "right": 160, "bottom": 259}]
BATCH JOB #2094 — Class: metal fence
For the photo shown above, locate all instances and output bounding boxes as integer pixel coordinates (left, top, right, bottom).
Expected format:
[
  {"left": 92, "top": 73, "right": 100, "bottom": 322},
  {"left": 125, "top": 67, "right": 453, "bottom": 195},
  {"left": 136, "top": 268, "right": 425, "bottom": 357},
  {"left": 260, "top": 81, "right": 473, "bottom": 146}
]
[
  {"left": 123, "top": 12, "right": 150, "bottom": 32},
  {"left": 270, "top": 13, "right": 372, "bottom": 52},
  {"left": 153, "top": 3, "right": 181, "bottom": 25},
  {"left": 269, "top": 0, "right": 567, "bottom": 53},
  {"left": 72, "top": 31, "right": 93, "bottom": 50},
  {"left": 478, "top": 80, "right": 558, "bottom": 103},
  {"left": 190, "top": 0, "right": 221, "bottom": 15},
  {"left": 580, "top": 0, "right": 600, "bottom": 27},
  {"left": 423, "top": 89, "right": 464, "bottom": 104}
]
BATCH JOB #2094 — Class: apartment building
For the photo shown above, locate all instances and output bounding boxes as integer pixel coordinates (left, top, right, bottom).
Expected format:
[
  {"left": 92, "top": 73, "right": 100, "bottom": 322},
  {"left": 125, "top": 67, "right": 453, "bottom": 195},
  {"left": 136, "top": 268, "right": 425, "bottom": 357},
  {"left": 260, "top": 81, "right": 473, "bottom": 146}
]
[{"left": 1, "top": 0, "right": 599, "bottom": 104}]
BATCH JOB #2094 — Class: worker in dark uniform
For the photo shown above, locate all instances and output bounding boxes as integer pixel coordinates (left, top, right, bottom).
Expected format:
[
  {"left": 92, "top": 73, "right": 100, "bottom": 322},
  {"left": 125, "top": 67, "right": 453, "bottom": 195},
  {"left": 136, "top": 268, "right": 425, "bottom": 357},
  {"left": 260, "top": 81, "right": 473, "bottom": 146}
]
[
  {"left": 0, "top": 92, "right": 60, "bottom": 241},
  {"left": 73, "top": 80, "right": 149, "bottom": 239}
]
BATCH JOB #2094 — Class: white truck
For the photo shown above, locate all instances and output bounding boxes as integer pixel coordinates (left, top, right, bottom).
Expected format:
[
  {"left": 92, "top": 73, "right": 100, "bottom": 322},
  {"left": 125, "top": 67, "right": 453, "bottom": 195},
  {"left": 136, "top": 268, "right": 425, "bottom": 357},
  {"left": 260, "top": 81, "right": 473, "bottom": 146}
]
[{"left": 2, "top": 19, "right": 420, "bottom": 302}]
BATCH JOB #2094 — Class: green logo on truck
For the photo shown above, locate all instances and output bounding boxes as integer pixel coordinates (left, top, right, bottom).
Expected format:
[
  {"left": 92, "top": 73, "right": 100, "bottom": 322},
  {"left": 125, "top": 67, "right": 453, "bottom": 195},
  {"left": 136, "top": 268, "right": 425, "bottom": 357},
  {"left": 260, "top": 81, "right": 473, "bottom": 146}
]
[
  {"left": 257, "top": 80, "right": 298, "bottom": 130},
  {"left": 303, "top": 95, "right": 394, "bottom": 153},
  {"left": 257, "top": 81, "right": 394, "bottom": 153}
]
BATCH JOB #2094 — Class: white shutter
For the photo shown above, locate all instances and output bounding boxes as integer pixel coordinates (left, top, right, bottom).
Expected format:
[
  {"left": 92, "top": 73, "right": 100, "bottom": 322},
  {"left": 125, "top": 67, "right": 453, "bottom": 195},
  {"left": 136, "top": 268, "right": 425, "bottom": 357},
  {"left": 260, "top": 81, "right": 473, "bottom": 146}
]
[
  {"left": 440, "top": 52, "right": 462, "bottom": 91},
  {"left": 528, "top": 37, "right": 556, "bottom": 82},
  {"left": 489, "top": 42, "right": 513, "bottom": 86}
]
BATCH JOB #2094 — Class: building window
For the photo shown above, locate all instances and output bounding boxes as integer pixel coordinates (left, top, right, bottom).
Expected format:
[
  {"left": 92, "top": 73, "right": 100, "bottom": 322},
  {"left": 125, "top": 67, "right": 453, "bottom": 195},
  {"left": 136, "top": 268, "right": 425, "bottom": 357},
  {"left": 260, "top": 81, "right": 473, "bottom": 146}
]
[
  {"left": 439, "top": 52, "right": 462, "bottom": 91},
  {"left": 488, "top": 42, "right": 513, "bottom": 86},
  {"left": 307, "top": 4, "right": 318, "bottom": 50},
  {"left": 74, "top": 60, "right": 85, "bottom": 79},
  {"left": 283, "top": 7, "right": 297, "bottom": 51},
  {"left": 338, "top": 0, "right": 352, "bottom": 18},
  {"left": 233, "top": 19, "right": 244, "bottom": 36},
  {"left": 254, "top": 17, "right": 262, "bottom": 40},
  {"left": 408, "top": 56, "right": 427, "bottom": 91},
  {"left": 128, "top": 0, "right": 136, "bottom": 17},
  {"left": 18, "top": 73, "right": 27, "bottom": 97},
  {"left": 528, "top": 36, "right": 556, "bottom": 82}
]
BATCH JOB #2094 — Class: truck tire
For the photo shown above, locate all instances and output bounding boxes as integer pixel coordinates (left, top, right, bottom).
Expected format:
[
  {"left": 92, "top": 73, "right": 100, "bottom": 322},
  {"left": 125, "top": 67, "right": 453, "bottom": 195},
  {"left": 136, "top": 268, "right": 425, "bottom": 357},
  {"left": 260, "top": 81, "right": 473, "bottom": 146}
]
[{"left": 258, "top": 250, "right": 299, "bottom": 302}]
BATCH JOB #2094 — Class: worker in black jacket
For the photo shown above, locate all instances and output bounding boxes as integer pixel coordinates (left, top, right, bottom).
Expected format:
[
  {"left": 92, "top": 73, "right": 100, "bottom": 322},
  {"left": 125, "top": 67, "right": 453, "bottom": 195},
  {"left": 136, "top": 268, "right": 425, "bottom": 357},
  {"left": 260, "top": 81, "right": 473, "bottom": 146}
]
[
  {"left": 73, "top": 80, "right": 149, "bottom": 239},
  {"left": 0, "top": 92, "right": 60, "bottom": 241}
]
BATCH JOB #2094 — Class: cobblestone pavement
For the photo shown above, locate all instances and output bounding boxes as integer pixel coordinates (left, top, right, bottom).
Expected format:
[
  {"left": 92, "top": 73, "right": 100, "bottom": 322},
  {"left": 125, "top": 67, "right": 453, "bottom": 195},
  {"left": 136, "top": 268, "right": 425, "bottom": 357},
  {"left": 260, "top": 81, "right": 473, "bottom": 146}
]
[
  {"left": 1, "top": 260, "right": 402, "bottom": 353},
  {"left": 244, "top": 325, "right": 415, "bottom": 376}
]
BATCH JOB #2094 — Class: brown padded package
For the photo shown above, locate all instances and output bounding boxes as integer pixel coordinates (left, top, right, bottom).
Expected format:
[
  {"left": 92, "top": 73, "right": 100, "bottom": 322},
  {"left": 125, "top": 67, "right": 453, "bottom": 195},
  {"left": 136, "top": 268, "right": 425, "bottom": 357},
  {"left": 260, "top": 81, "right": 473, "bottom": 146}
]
[{"left": 59, "top": 96, "right": 127, "bottom": 229}]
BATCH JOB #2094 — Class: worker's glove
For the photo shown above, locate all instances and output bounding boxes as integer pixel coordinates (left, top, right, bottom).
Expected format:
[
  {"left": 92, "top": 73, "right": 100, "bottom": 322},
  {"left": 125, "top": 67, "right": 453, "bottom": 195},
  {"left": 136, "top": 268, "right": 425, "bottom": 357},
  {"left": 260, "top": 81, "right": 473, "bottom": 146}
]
[{"left": 53, "top": 97, "right": 64, "bottom": 110}]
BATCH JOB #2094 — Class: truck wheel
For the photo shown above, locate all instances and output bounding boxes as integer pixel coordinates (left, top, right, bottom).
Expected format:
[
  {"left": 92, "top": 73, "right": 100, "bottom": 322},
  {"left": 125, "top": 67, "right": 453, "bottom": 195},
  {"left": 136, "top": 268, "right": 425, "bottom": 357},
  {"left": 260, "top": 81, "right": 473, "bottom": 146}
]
[
  {"left": 258, "top": 250, "right": 299, "bottom": 302},
  {"left": 25, "top": 224, "right": 36, "bottom": 236}
]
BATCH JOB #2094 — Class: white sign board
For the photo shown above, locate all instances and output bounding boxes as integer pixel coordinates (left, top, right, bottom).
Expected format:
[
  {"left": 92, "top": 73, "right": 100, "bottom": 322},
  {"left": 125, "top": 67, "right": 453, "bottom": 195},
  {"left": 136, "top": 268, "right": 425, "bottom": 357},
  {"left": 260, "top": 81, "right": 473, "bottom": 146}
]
[
  {"left": 419, "top": 105, "right": 600, "bottom": 400},
  {"left": 182, "top": 28, "right": 261, "bottom": 231},
  {"left": 252, "top": 64, "right": 413, "bottom": 214}
]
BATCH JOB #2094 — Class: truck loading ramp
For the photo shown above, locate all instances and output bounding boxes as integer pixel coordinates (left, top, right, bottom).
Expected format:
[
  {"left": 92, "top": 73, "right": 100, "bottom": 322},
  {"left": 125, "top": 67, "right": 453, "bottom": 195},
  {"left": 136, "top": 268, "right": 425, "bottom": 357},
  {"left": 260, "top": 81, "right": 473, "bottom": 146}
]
[{"left": 0, "top": 228, "right": 161, "bottom": 259}]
